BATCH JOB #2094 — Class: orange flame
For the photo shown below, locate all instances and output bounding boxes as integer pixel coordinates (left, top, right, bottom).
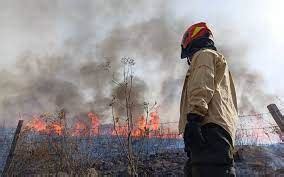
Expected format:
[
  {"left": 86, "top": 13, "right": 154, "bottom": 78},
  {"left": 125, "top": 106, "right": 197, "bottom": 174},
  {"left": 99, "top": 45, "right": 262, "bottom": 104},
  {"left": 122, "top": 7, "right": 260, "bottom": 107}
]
[
  {"left": 26, "top": 110, "right": 180, "bottom": 139},
  {"left": 88, "top": 112, "right": 100, "bottom": 136},
  {"left": 72, "top": 121, "right": 88, "bottom": 136},
  {"left": 113, "top": 125, "right": 128, "bottom": 136},
  {"left": 132, "top": 116, "right": 147, "bottom": 137},
  {"left": 27, "top": 117, "right": 47, "bottom": 132},
  {"left": 50, "top": 122, "right": 63, "bottom": 135},
  {"left": 112, "top": 111, "right": 163, "bottom": 138},
  {"left": 149, "top": 111, "right": 160, "bottom": 131}
]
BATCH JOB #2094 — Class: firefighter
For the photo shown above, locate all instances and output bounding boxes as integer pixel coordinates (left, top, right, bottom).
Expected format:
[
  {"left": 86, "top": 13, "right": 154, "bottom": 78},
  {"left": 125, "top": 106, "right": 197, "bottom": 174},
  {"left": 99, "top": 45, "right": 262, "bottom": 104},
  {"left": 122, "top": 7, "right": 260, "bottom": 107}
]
[{"left": 179, "top": 22, "right": 238, "bottom": 177}]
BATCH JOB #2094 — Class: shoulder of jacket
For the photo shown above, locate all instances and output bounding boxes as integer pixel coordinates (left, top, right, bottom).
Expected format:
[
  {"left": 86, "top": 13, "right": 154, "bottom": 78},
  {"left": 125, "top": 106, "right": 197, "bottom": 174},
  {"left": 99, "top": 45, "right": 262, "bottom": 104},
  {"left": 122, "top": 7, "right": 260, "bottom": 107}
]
[
  {"left": 195, "top": 49, "right": 226, "bottom": 62},
  {"left": 197, "top": 49, "right": 220, "bottom": 56},
  {"left": 192, "top": 49, "right": 216, "bottom": 62}
]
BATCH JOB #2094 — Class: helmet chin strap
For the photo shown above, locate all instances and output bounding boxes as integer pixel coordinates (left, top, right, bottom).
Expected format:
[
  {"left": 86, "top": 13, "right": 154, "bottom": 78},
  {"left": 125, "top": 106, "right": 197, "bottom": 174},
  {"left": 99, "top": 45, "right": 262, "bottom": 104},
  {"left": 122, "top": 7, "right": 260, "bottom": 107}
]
[{"left": 187, "top": 57, "right": 192, "bottom": 65}]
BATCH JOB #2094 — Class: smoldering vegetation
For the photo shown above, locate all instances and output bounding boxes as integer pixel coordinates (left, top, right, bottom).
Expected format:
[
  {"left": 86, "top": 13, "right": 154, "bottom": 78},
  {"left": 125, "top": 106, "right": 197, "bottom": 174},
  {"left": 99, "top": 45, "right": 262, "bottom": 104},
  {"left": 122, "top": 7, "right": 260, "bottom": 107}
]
[{"left": 0, "top": 0, "right": 278, "bottom": 126}]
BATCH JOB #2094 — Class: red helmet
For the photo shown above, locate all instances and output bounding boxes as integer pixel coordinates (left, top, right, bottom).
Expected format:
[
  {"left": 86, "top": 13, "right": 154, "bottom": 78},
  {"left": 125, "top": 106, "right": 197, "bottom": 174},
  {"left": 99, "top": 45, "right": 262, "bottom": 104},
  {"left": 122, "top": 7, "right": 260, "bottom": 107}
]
[{"left": 181, "top": 22, "right": 213, "bottom": 59}]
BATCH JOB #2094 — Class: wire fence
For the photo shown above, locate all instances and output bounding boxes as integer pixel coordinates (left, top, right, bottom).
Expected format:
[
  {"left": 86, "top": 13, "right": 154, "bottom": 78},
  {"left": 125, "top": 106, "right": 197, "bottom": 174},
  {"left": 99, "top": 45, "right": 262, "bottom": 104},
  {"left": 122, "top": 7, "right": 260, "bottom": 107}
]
[{"left": 0, "top": 109, "right": 283, "bottom": 175}]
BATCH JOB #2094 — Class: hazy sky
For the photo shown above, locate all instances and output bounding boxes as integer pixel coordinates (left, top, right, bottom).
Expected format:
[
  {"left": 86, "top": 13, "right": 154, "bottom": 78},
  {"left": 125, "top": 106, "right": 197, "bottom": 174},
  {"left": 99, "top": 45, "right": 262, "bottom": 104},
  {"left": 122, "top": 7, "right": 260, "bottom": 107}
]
[
  {"left": 175, "top": 0, "right": 284, "bottom": 96},
  {"left": 1, "top": 0, "right": 283, "bottom": 92}
]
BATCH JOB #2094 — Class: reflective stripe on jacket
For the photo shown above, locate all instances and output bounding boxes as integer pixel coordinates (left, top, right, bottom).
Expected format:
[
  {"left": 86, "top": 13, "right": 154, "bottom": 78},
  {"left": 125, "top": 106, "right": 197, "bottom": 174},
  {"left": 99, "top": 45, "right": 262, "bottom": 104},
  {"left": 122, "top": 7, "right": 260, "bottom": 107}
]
[{"left": 179, "top": 49, "right": 238, "bottom": 145}]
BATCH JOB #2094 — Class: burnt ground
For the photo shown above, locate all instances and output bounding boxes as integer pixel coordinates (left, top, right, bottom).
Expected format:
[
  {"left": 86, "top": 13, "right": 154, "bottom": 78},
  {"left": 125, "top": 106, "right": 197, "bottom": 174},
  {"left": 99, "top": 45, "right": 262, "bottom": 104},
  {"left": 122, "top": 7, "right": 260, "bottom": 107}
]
[
  {"left": 93, "top": 150, "right": 186, "bottom": 176},
  {"left": 93, "top": 144, "right": 284, "bottom": 177}
]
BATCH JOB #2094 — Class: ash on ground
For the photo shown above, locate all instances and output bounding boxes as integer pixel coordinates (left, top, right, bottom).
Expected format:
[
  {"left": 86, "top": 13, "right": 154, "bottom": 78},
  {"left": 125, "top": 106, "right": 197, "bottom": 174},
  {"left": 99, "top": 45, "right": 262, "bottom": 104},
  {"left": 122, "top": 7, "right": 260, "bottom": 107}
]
[{"left": 93, "top": 144, "right": 284, "bottom": 177}]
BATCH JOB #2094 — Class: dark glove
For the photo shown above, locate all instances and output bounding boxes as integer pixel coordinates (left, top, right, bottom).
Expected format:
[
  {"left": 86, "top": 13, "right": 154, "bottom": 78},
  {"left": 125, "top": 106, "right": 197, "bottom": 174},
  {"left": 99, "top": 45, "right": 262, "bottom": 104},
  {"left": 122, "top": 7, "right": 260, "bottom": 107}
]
[{"left": 184, "top": 113, "right": 206, "bottom": 154}]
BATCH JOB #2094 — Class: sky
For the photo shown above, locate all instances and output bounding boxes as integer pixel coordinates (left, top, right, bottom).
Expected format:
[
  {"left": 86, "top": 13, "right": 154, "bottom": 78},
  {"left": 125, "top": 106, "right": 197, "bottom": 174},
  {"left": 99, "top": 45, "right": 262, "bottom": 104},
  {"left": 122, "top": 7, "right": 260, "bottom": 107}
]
[
  {"left": 0, "top": 0, "right": 284, "bottom": 126},
  {"left": 1, "top": 1, "right": 284, "bottom": 92},
  {"left": 176, "top": 0, "right": 284, "bottom": 94}
]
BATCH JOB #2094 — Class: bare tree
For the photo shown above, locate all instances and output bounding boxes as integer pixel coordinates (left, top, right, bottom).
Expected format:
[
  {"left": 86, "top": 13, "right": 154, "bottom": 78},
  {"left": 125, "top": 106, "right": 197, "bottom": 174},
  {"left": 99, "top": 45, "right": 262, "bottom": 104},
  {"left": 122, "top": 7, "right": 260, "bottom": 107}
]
[{"left": 111, "top": 57, "right": 138, "bottom": 176}]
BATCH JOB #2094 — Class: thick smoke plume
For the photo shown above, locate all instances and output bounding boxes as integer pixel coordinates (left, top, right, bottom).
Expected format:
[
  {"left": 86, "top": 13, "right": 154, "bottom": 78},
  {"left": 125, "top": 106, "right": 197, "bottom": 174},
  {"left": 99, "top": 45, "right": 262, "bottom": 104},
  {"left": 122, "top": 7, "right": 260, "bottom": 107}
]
[
  {"left": 0, "top": 54, "right": 113, "bottom": 125},
  {"left": 0, "top": 1, "right": 277, "bottom": 126}
]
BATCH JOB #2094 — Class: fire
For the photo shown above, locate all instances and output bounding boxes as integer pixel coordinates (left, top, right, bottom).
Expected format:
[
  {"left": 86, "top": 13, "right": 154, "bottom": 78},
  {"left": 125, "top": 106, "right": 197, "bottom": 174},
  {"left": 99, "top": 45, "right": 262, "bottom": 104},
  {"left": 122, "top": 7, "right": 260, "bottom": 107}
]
[
  {"left": 25, "top": 110, "right": 180, "bottom": 139},
  {"left": 26, "top": 117, "right": 63, "bottom": 135},
  {"left": 72, "top": 121, "right": 88, "bottom": 136},
  {"left": 88, "top": 112, "right": 100, "bottom": 135},
  {"left": 113, "top": 124, "right": 128, "bottom": 136},
  {"left": 27, "top": 116, "right": 47, "bottom": 132},
  {"left": 149, "top": 111, "right": 160, "bottom": 131},
  {"left": 112, "top": 111, "right": 163, "bottom": 138},
  {"left": 50, "top": 122, "right": 63, "bottom": 135},
  {"left": 71, "top": 112, "right": 100, "bottom": 136},
  {"left": 132, "top": 116, "right": 147, "bottom": 137}
]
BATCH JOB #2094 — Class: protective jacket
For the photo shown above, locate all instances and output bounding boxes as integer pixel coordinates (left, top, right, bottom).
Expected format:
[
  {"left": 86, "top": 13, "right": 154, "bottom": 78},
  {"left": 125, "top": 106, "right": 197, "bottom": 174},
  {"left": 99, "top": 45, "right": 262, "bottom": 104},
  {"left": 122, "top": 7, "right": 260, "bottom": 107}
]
[{"left": 179, "top": 49, "right": 238, "bottom": 145}]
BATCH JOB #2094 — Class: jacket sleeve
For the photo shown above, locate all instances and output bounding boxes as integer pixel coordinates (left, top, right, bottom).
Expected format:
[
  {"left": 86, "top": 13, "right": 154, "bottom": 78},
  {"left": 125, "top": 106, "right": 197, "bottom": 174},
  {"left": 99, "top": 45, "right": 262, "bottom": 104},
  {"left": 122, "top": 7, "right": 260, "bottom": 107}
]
[{"left": 187, "top": 51, "right": 216, "bottom": 116}]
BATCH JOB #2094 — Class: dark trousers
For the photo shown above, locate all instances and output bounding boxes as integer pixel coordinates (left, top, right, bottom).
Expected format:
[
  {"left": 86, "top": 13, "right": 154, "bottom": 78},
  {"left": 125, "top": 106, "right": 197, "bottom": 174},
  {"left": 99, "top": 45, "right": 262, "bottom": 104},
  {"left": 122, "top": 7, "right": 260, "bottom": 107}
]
[{"left": 184, "top": 123, "right": 236, "bottom": 177}]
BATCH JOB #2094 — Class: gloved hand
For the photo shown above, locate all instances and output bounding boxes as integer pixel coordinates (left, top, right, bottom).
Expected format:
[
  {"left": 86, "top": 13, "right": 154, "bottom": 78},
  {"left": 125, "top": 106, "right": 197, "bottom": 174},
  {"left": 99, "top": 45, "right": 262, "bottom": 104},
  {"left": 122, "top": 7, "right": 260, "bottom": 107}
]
[{"left": 183, "top": 113, "right": 206, "bottom": 153}]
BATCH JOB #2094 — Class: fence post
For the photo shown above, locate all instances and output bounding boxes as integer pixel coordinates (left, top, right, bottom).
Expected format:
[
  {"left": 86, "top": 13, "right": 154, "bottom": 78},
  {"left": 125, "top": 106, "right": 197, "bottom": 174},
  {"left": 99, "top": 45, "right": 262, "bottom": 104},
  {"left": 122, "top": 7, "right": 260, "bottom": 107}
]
[
  {"left": 2, "top": 120, "right": 24, "bottom": 177},
  {"left": 267, "top": 104, "right": 284, "bottom": 142}
]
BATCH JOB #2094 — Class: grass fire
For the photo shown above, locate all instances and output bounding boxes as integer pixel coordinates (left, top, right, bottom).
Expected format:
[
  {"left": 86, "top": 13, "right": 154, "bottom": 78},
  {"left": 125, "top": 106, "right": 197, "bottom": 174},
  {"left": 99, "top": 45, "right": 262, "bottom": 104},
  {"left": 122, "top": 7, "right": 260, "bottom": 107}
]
[{"left": 0, "top": 1, "right": 284, "bottom": 176}]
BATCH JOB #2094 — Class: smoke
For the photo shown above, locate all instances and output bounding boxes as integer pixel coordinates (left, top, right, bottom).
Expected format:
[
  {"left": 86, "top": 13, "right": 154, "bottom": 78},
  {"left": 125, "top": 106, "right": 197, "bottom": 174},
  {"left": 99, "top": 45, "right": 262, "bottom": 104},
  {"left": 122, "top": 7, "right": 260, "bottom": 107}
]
[
  {"left": 216, "top": 29, "right": 276, "bottom": 115},
  {"left": 0, "top": 53, "right": 113, "bottom": 125},
  {"left": 0, "top": 0, "right": 278, "bottom": 126},
  {"left": 112, "top": 77, "right": 148, "bottom": 121}
]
